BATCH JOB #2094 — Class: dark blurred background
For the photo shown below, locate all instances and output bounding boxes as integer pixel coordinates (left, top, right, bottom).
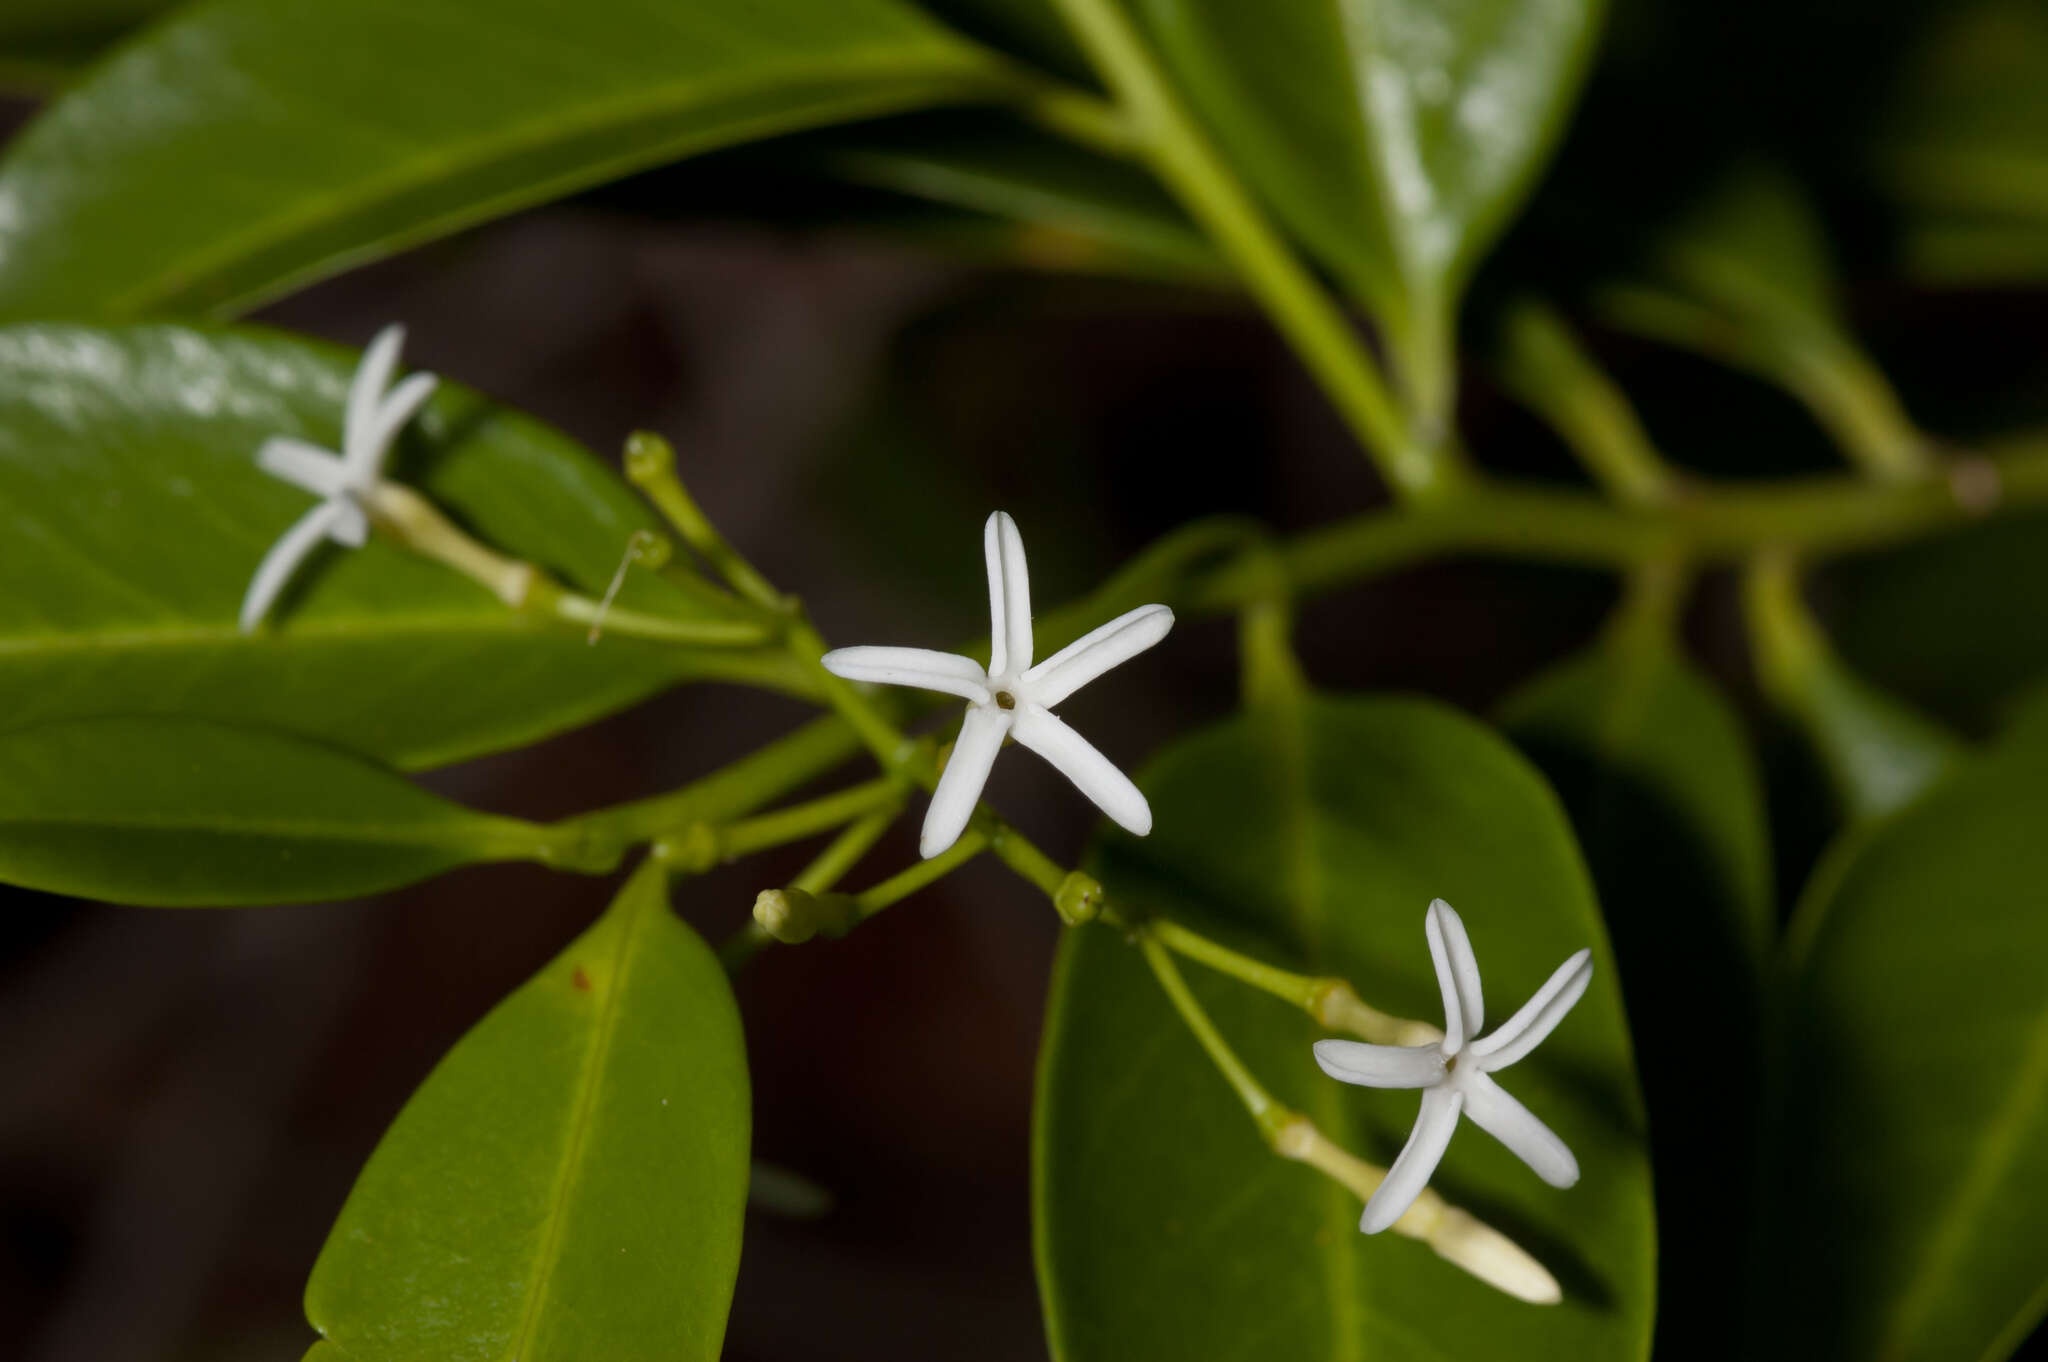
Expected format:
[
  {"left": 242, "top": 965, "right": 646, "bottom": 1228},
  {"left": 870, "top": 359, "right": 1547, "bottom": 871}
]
[{"left": 4, "top": 0, "right": 2048, "bottom": 1353}]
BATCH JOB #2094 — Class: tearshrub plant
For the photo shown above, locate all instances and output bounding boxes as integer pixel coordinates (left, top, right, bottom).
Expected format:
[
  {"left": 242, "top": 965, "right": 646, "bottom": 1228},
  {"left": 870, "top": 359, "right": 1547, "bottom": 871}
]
[{"left": 1, "top": 0, "right": 2045, "bottom": 1359}]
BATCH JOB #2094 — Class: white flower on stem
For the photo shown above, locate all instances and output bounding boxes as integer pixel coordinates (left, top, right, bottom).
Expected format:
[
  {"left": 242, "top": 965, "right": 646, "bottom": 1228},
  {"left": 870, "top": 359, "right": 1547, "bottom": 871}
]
[
  {"left": 238, "top": 324, "right": 437, "bottom": 632},
  {"left": 1315, "top": 899, "right": 1592, "bottom": 1234},
  {"left": 822, "top": 511, "right": 1173, "bottom": 858}
]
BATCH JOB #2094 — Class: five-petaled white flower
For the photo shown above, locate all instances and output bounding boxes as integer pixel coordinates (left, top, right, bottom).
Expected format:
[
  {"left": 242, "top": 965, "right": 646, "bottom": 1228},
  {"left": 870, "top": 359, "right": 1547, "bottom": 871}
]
[
  {"left": 822, "top": 511, "right": 1173, "bottom": 859},
  {"left": 238, "top": 323, "right": 438, "bottom": 632},
  {"left": 1316, "top": 899, "right": 1592, "bottom": 1234}
]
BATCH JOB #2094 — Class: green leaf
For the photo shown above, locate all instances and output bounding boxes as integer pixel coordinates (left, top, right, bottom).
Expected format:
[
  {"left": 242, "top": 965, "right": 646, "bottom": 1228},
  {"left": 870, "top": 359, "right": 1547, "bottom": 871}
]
[
  {"left": 306, "top": 858, "right": 750, "bottom": 1361},
  {"left": 1874, "top": 0, "right": 2048, "bottom": 286},
  {"left": 1823, "top": 499, "right": 2048, "bottom": 730},
  {"left": 1746, "top": 560, "right": 1966, "bottom": 823},
  {"left": 918, "top": 0, "right": 1092, "bottom": 83},
  {"left": 1036, "top": 693, "right": 1653, "bottom": 1360},
  {"left": 0, "top": 0, "right": 182, "bottom": 92},
  {"left": 1127, "top": 0, "right": 1608, "bottom": 369},
  {"left": 1500, "top": 637, "right": 1769, "bottom": 1358},
  {"left": 1754, "top": 731, "right": 2048, "bottom": 1361},
  {"left": 0, "top": 0, "right": 1011, "bottom": 318},
  {"left": 0, "top": 716, "right": 599, "bottom": 907},
  {"left": 0, "top": 322, "right": 805, "bottom": 771},
  {"left": 798, "top": 112, "right": 1228, "bottom": 285},
  {"left": 1595, "top": 166, "right": 1928, "bottom": 477}
]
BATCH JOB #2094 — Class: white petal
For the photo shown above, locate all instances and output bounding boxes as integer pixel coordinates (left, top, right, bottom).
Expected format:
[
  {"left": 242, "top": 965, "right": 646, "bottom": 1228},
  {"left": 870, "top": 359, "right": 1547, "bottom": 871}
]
[
  {"left": 821, "top": 647, "right": 991, "bottom": 703},
  {"left": 348, "top": 371, "right": 436, "bottom": 483},
  {"left": 1313, "top": 1039, "right": 1445, "bottom": 1089},
  {"left": 1022, "top": 603, "right": 1174, "bottom": 707},
  {"left": 256, "top": 437, "right": 348, "bottom": 498},
  {"left": 1011, "top": 704, "right": 1150, "bottom": 835},
  {"left": 1361, "top": 1085, "right": 1463, "bottom": 1234},
  {"left": 328, "top": 498, "right": 370, "bottom": 548},
  {"left": 1461, "top": 1071, "right": 1579, "bottom": 1188},
  {"left": 1470, "top": 948, "right": 1592, "bottom": 1071},
  {"left": 983, "top": 510, "right": 1033, "bottom": 677},
  {"left": 344, "top": 324, "right": 406, "bottom": 465},
  {"left": 1426, "top": 899, "right": 1484, "bottom": 1055},
  {"left": 920, "top": 705, "right": 1010, "bottom": 858},
  {"left": 239, "top": 501, "right": 349, "bottom": 632}
]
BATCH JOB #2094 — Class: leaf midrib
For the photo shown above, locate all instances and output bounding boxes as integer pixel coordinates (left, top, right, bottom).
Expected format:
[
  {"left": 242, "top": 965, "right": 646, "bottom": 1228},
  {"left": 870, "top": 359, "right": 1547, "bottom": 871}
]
[
  {"left": 0, "top": 809, "right": 532, "bottom": 852},
  {"left": 0, "top": 612, "right": 562, "bottom": 656},
  {"left": 505, "top": 863, "right": 652, "bottom": 1360},
  {"left": 1877, "top": 992, "right": 2048, "bottom": 1358},
  {"left": 1259, "top": 687, "right": 1365, "bottom": 1362}
]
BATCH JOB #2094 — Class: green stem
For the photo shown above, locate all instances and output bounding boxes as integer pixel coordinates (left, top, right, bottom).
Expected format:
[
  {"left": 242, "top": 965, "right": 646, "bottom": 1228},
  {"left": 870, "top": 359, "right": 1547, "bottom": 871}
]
[
  {"left": 1148, "top": 919, "right": 1433, "bottom": 1045},
  {"left": 792, "top": 807, "right": 899, "bottom": 895},
  {"left": 624, "top": 431, "right": 790, "bottom": 611},
  {"left": 369, "top": 483, "right": 774, "bottom": 646},
  {"left": 559, "top": 715, "right": 866, "bottom": 849},
  {"left": 1137, "top": 929, "right": 1287, "bottom": 1137},
  {"left": 1784, "top": 337, "right": 1934, "bottom": 483},
  {"left": 1496, "top": 300, "right": 1679, "bottom": 505},
  {"left": 1017, "top": 81, "right": 1145, "bottom": 157},
  {"left": 1185, "top": 437, "right": 2048, "bottom": 607},
  {"left": 1041, "top": 0, "right": 1453, "bottom": 499},
  {"left": 730, "top": 828, "right": 990, "bottom": 964},
  {"left": 851, "top": 830, "right": 990, "bottom": 922},
  {"left": 718, "top": 776, "right": 905, "bottom": 861}
]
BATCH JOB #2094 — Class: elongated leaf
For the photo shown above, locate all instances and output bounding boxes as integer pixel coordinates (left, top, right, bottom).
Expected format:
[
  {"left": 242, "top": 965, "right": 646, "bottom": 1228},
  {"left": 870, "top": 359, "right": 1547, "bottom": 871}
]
[
  {"left": 1747, "top": 558, "right": 1965, "bottom": 822},
  {"left": 0, "top": 716, "right": 599, "bottom": 906},
  {"left": 0, "top": 323, "right": 805, "bottom": 771},
  {"left": 1501, "top": 639, "right": 1768, "bottom": 1359},
  {"left": 919, "top": 0, "right": 1091, "bottom": 83},
  {"left": 798, "top": 113, "right": 1227, "bottom": 284},
  {"left": 0, "top": 0, "right": 1010, "bottom": 318},
  {"left": 1595, "top": 166, "right": 1928, "bottom": 475},
  {"left": 0, "top": 0, "right": 182, "bottom": 91},
  {"left": 307, "top": 858, "right": 750, "bottom": 1360},
  {"left": 1129, "top": 0, "right": 1607, "bottom": 357},
  {"left": 1875, "top": 0, "right": 2048, "bottom": 285},
  {"left": 1754, "top": 732, "right": 2048, "bottom": 1361},
  {"left": 1824, "top": 499, "right": 2048, "bottom": 729},
  {"left": 1036, "top": 693, "right": 1653, "bottom": 1360}
]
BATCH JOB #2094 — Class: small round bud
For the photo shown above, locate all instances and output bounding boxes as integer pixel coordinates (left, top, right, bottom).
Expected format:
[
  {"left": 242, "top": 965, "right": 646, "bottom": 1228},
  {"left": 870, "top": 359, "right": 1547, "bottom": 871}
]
[
  {"left": 628, "top": 528, "right": 674, "bottom": 571},
  {"left": 1054, "top": 871, "right": 1104, "bottom": 926},
  {"left": 754, "top": 888, "right": 818, "bottom": 944},
  {"left": 753, "top": 887, "right": 859, "bottom": 944},
  {"left": 623, "top": 430, "right": 676, "bottom": 484},
  {"left": 658, "top": 822, "right": 723, "bottom": 876}
]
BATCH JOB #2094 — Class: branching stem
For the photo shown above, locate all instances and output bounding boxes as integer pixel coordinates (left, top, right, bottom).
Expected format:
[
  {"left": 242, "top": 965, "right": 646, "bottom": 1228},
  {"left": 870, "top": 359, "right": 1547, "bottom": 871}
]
[
  {"left": 1148, "top": 919, "right": 1436, "bottom": 1045},
  {"left": 1039, "top": 0, "right": 1452, "bottom": 498}
]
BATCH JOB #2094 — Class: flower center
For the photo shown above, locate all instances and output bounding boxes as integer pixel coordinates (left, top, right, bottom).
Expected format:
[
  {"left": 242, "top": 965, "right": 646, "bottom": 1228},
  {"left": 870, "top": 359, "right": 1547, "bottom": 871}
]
[{"left": 994, "top": 689, "right": 1016, "bottom": 710}]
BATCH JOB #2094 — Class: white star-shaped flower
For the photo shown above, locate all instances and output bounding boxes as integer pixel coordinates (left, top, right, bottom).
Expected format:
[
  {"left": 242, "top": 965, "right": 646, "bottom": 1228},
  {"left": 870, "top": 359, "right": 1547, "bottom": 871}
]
[
  {"left": 822, "top": 511, "right": 1173, "bottom": 859},
  {"left": 1316, "top": 899, "right": 1592, "bottom": 1234},
  {"left": 238, "top": 324, "right": 438, "bottom": 632}
]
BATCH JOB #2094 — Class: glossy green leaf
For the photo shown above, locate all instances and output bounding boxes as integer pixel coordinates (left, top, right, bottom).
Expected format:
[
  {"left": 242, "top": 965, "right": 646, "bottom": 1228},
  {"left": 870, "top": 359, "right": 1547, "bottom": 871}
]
[
  {"left": 1129, "top": 0, "right": 1608, "bottom": 360},
  {"left": 306, "top": 858, "right": 750, "bottom": 1360},
  {"left": 1753, "top": 732, "right": 2048, "bottom": 1361},
  {"left": 1875, "top": 0, "right": 2048, "bottom": 286},
  {"left": 800, "top": 113, "right": 1227, "bottom": 284},
  {"left": 0, "top": 0, "right": 1010, "bottom": 318},
  {"left": 1500, "top": 637, "right": 1768, "bottom": 1359},
  {"left": 1595, "top": 166, "right": 1927, "bottom": 476},
  {"left": 0, "top": 323, "right": 805, "bottom": 771},
  {"left": 1824, "top": 497, "right": 2048, "bottom": 729},
  {"left": 1747, "top": 562, "right": 1966, "bottom": 822},
  {"left": 918, "top": 0, "right": 1091, "bottom": 83},
  {"left": 0, "top": 716, "right": 600, "bottom": 906},
  {"left": 0, "top": 0, "right": 182, "bottom": 91},
  {"left": 1036, "top": 693, "right": 1653, "bottom": 1359}
]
